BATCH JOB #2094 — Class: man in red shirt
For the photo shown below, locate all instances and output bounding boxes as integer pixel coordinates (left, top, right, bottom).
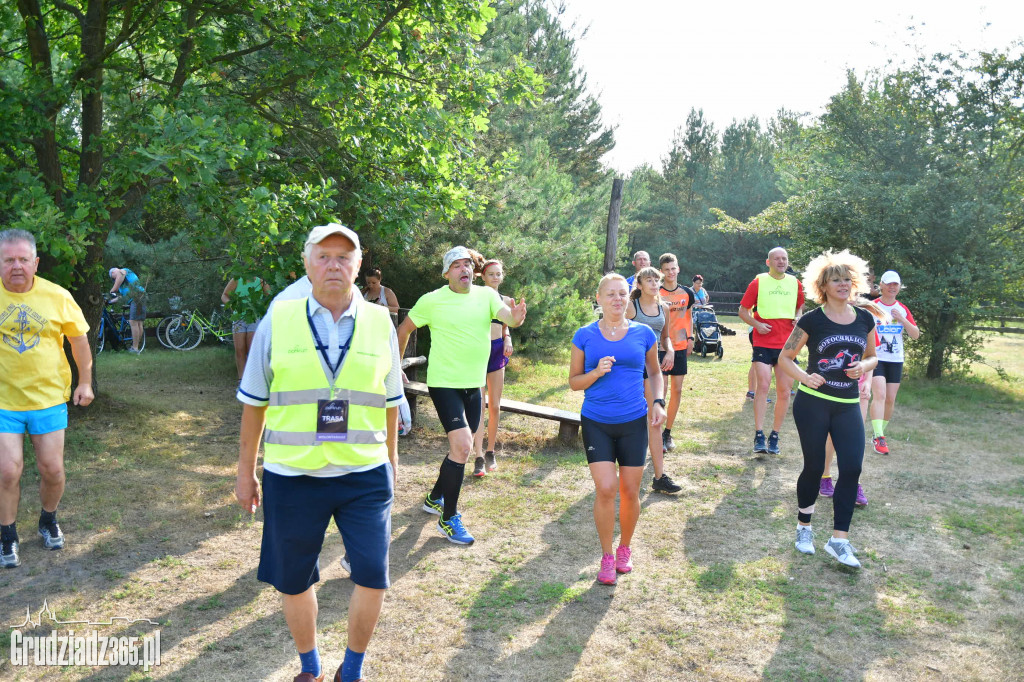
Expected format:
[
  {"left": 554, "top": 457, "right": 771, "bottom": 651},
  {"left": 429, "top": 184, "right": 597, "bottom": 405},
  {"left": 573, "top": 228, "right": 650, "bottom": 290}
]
[{"left": 738, "top": 247, "right": 804, "bottom": 455}]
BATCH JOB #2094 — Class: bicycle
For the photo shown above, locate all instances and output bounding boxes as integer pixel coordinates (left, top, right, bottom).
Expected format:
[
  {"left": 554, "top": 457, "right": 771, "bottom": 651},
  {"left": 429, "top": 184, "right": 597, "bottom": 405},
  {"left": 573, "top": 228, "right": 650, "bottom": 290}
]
[
  {"left": 97, "top": 294, "right": 145, "bottom": 353},
  {"left": 155, "top": 296, "right": 184, "bottom": 349},
  {"left": 166, "top": 306, "right": 233, "bottom": 350}
]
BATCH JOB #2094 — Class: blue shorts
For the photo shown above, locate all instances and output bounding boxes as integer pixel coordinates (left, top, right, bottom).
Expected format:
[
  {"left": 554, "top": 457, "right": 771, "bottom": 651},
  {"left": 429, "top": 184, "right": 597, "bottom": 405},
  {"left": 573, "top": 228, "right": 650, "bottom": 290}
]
[
  {"left": 0, "top": 404, "right": 68, "bottom": 435},
  {"left": 258, "top": 463, "right": 394, "bottom": 594}
]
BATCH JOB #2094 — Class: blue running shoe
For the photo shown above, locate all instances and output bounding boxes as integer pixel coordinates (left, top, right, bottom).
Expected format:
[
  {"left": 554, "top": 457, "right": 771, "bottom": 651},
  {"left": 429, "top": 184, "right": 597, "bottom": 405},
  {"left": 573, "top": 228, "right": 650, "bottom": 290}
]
[
  {"left": 422, "top": 494, "right": 443, "bottom": 516},
  {"left": 753, "top": 430, "right": 767, "bottom": 454},
  {"left": 767, "top": 431, "right": 780, "bottom": 455},
  {"left": 438, "top": 513, "right": 475, "bottom": 545}
]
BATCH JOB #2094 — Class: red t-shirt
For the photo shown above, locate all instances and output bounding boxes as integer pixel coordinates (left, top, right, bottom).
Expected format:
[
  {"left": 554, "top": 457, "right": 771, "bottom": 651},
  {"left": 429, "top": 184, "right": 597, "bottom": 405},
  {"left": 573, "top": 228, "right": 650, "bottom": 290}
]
[{"left": 740, "top": 275, "right": 805, "bottom": 349}]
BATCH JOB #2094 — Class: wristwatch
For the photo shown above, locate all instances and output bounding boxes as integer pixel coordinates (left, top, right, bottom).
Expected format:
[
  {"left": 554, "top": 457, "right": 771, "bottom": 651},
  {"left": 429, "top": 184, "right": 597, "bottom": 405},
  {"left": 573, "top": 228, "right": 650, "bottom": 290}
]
[{"left": 653, "top": 398, "right": 666, "bottom": 407}]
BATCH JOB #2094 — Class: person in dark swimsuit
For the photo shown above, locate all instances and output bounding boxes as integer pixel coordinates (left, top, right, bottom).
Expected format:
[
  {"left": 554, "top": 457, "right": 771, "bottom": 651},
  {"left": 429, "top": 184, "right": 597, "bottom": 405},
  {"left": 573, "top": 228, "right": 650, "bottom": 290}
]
[{"left": 471, "top": 259, "right": 515, "bottom": 476}]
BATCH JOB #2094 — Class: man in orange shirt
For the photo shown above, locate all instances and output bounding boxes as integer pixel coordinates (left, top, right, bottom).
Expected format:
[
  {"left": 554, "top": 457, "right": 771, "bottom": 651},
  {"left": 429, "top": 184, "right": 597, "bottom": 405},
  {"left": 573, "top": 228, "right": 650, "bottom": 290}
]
[{"left": 658, "top": 253, "right": 696, "bottom": 452}]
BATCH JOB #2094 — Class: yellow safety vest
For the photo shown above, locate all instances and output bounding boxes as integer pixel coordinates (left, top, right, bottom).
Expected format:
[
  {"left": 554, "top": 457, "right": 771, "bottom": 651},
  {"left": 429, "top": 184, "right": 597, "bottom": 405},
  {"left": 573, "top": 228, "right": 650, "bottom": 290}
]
[
  {"left": 755, "top": 272, "right": 799, "bottom": 320},
  {"left": 263, "top": 297, "right": 392, "bottom": 470}
]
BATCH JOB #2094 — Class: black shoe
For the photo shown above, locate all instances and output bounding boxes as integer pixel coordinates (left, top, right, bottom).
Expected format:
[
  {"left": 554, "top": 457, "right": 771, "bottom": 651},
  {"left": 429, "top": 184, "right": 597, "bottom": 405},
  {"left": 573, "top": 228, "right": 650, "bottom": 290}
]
[
  {"left": 484, "top": 450, "right": 497, "bottom": 472},
  {"left": 472, "top": 457, "right": 486, "bottom": 477},
  {"left": 652, "top": 474, "right": 682, "bottom": 494},
  {"left": 753, "top": 430, "right": 768, "bottom": 454},
  {"left": 662, "top": 430, "right": 675, "bottom": 452},
  {"left": 766, "top": 431, "right": 780, "bottom": 455}
]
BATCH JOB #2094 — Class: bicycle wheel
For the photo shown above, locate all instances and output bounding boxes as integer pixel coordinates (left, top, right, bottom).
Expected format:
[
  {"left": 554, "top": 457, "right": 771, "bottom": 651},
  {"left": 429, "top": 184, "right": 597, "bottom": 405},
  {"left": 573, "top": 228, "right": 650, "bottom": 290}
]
[
  {"left": 156, "top": 315, "right": 181, "bottom": 349},
  {"left": 97, "top": 319, "right": 106, "bottom": 354},
  {"left": 167, "top": 318, "right": 204, "bottom": 350}
]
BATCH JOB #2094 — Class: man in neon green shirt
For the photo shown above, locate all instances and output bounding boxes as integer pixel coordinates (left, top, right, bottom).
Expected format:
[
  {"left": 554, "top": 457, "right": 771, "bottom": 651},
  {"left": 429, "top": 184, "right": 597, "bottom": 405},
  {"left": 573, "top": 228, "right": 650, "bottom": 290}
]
[{"left": 398, "top": 246, "right": 527, "bottom": 545}]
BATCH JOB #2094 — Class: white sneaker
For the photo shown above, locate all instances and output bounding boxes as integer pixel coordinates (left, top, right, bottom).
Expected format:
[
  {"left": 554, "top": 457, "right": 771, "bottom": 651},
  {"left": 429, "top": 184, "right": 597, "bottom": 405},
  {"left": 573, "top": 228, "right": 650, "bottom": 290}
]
[
  {"left": 825, "top": 538, "right": 861, "bottom": 568},
  {"left": 340, "top": 554, "right": 351, "bottom": 573},
  {"left": 795, "top": 526, "right": 815, "bottom": 555}
]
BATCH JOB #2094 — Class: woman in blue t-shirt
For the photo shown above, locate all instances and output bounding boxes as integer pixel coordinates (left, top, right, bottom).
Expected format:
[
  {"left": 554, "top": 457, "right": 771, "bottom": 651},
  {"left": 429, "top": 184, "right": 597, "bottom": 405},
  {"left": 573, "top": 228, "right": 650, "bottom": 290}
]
[
  {"left": 779, "top": 250, "right": 878, "bottom": 569},
  {"left": 570, "top": 273, "right": 666, "bottom": 586}
]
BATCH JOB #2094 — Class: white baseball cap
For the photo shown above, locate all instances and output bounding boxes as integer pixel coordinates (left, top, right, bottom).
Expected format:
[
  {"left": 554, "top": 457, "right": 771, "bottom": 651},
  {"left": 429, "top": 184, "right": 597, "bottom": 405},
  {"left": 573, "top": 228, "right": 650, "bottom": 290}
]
[
  {"left": 879, "top": 270, "right": 901, "bottom": 285},
  {"left": 305, "top": 223, "right": 360, "bottom": 251},
  {"left": 442, "top": 246, "right": 473, "bottom": 275}
]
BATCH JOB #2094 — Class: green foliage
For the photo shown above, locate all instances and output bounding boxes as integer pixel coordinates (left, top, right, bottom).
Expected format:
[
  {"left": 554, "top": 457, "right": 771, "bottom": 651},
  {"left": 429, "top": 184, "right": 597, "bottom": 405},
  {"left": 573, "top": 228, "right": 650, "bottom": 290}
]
[
  {"left": 710, "top": 51, "right": 1024, "bottom": 378},
  {"left": 0, "top": 0, "right": 539, "bottom": 349},
  {"left": 622, "top": 109, "right": 787, "bottom": 290}
]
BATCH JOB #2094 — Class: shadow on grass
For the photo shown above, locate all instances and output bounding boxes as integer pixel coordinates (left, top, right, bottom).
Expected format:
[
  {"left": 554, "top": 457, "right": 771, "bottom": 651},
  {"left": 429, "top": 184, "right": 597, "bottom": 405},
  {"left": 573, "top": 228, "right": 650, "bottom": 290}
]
[
  {"left": 683, "top": 403, "right": 895, "bottom": 681},
  {"left": 444, "top": 491, "right": 613, "bottom": 682}
]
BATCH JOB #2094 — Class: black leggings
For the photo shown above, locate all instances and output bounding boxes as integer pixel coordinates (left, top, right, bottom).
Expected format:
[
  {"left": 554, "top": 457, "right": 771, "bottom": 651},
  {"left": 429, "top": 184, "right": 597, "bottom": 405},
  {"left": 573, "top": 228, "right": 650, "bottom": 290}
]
[{"left": 792, "top": 391, "right": 864, "bottom": 533}]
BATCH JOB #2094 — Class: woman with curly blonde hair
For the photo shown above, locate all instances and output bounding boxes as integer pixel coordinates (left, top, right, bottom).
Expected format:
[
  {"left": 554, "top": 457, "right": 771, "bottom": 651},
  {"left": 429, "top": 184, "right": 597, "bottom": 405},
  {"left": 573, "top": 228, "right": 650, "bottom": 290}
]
[{"left": 779, "top": 249, "right": 878, "bottom": 568}]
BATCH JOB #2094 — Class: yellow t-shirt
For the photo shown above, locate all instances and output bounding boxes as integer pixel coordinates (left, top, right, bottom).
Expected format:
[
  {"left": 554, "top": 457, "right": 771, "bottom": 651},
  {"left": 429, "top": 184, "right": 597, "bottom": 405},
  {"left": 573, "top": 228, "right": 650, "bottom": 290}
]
[
  {"left": 0, "top": 276, "right": 89, "bottom": 410},
  {"left": 407, "top": 285, "right": 503, "bottom": 388}
]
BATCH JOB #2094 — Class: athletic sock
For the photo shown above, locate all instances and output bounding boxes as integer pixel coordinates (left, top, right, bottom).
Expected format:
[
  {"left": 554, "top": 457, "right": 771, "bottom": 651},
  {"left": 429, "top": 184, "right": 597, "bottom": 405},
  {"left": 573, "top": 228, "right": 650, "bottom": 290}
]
[
  {"left": 663, "top": 428, "right": 671, "bottom": 436},
  {"left": 882, "top": 420, "right": 889, "bottom": 434},
  {"left": 829, "top": 536, "right": 849, "bottom": 545},
  {"left": 821, "top": 475, "right": 831, "bottom": 480},
  {"left": 797, "top": 523, "right": 811, "bottom": 531},
  {"left": 39, "top": 509, "right": 57, "bottom": 528},
  {"left": 298, "top": 646, "right": 321, "bottom": 677},
  {"left": 341, "top": 647, "right": 365, "bottom": 682},
  {"left": 0, "top": 523, "right": 16, "bottom": 542},
  {"left": 437, "top": 457, "right": 466, "bottom": 521},
  {"left": 871, "top": 419, "right": 884, "bottom": 438}
]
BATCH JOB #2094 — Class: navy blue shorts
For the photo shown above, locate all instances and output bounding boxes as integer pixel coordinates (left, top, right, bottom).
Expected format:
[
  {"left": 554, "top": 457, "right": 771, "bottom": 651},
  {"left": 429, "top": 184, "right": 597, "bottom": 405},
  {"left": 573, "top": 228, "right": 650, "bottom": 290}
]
[
  {"left": 581, "top": 415, "right": 648, "bottom": 467},
  {"left": 258, "top": 464, "right": 393, "bottom": 594},
  {"left": 428, "top": 387, "right": 481, "bottom": 433},
  {"left": 875, "top": 360, "right": 903, "bottom": 384},
  {"left": 752, "top": 346, "right": 782, "bottom": 366}
]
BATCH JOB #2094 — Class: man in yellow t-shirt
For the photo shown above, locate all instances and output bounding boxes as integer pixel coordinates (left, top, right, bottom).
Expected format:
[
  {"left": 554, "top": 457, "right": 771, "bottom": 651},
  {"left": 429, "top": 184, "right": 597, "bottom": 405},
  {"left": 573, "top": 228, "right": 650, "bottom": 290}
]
[
  {"left": 0, "top": 229, "right": 93, "bottom": 568},
  {"left": 397, "top": 246, "right": 527, "bottom": 546}
]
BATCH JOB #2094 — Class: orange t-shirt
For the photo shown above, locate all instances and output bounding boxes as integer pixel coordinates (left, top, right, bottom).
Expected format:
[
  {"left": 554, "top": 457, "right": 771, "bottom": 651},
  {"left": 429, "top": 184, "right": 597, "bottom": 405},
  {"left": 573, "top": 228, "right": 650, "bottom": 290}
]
[{"left": 659, "top": 284, "right": 695, "bottom": 349}]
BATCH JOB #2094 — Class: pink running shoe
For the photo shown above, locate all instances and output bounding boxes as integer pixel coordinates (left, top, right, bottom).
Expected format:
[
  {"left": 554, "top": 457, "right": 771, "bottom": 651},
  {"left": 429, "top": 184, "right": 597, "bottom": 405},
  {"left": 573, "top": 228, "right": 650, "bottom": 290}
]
[
  {"left": 597, "top": 553, "right": 617, "bottom": 585},
  {"left": 855, "top": 484, "right": 868, "bottom": 507},
  {"left": 615, "top": 545, "right": 633, "bottom": 574},
  {"left": 819, "top": 477, "right": 835, "bottom": 498}
]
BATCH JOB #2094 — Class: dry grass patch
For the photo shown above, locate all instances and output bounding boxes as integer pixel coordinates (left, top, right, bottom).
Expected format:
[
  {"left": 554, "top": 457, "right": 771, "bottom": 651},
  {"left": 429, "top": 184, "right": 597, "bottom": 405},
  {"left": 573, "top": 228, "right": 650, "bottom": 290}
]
[{"left": 0, "top": 332, "right": 1022, "bottom": 680}]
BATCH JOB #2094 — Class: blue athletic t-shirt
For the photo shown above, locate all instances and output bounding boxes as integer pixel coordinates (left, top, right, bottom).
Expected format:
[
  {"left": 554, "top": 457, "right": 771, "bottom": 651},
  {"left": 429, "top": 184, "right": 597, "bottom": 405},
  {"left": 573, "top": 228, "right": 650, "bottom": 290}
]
[{"left": 572, "top": 320, "right": 656, "bottom": 424}]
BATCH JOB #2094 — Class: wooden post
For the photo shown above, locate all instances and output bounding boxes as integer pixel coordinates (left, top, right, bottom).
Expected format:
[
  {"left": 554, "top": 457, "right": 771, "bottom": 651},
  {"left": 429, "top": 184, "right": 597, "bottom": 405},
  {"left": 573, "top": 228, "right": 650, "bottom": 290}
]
[{"left": 603, "top": 178, "right": 624, "bottom": 274}]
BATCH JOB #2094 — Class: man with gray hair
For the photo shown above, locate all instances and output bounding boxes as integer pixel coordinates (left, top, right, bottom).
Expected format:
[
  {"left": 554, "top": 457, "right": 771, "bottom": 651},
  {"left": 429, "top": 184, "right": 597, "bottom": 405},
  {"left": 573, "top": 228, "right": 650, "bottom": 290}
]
[
  {"left": 1, "top": 229, "right": 93, "bottom": 568},
  {"left": 235, "top": 223, "right": 403, "bottom": 682},
  {"left": 625, "top": 250, "right": 651, "bottom": 289},
  {"left": 397, "top": 246, "right": 526, "bottom": 546}
]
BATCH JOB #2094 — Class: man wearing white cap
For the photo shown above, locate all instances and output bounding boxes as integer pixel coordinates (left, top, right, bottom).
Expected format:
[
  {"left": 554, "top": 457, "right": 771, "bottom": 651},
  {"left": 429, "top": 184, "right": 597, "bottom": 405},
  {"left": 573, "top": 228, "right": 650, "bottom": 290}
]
[
  {"left": 869, "top": 270, "right": 920, "bottom": 455},
  {"left": 235, "top": 223, "right": 404, "bottom": 682},
  {"left": 397, "top": 246, "right": 527, "bottom": 546}
]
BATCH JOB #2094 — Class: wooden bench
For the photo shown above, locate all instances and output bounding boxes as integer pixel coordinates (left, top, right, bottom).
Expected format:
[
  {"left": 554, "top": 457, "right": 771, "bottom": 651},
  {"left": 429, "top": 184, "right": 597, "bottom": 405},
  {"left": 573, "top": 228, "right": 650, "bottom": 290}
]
[{"left": 402, "top": 379, "right": 581, "bottom": 444}]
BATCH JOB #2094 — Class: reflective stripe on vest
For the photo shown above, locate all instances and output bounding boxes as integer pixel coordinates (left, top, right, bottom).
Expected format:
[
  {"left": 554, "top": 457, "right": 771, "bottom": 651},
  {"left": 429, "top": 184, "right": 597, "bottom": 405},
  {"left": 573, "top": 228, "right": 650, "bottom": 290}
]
[
  {"left": 264, "top": 297, "right": 392, "bottom": 470},
  {"left": 755, "top": 273, "right": 799, "bottom": 320}
]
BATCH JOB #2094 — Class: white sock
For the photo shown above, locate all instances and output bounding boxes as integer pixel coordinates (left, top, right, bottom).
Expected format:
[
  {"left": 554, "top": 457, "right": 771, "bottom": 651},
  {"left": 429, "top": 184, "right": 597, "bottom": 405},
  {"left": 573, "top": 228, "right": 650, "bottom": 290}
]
[
  {"left": 830, "top": 536, "right": 848, "bottom": 545},
  {"left": 797, "top": 523, "right": 811, "bottom": 532}
]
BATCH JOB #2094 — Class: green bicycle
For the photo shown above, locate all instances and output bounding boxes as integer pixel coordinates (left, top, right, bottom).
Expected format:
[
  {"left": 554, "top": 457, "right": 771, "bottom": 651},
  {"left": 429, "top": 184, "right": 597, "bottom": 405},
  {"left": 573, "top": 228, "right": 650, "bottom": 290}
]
[{"left": 166, "top": 307, "right": 233, "bottom": 350}]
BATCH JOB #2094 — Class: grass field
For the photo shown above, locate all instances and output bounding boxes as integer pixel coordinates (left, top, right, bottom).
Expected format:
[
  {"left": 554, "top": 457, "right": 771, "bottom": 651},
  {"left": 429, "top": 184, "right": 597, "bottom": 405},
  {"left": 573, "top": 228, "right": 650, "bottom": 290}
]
[{"left": 1, "top": 317, "right": 1022, "bottom": 680}]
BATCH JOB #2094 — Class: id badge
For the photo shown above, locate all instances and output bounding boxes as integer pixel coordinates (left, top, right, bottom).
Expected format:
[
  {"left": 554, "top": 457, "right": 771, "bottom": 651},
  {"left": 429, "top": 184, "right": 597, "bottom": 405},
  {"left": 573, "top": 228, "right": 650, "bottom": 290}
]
[{"left": 316, "top": 399, "right": 349, "bottom": 442}]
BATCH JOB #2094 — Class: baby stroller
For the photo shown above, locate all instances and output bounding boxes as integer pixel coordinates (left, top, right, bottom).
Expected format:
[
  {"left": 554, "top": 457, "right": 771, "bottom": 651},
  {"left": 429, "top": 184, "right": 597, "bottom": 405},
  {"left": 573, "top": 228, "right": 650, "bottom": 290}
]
[{"left": 691, "top": 305, "right": 724, "bottom": 358}]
